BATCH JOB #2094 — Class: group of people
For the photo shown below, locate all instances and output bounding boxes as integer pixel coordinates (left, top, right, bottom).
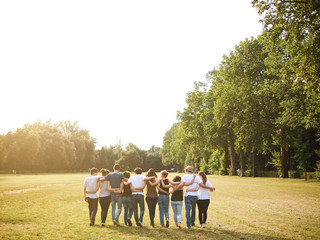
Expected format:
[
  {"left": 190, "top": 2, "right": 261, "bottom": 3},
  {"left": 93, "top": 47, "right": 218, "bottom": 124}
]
[{"left": 83, "top": 164, "right": 215, "bottom": 229}]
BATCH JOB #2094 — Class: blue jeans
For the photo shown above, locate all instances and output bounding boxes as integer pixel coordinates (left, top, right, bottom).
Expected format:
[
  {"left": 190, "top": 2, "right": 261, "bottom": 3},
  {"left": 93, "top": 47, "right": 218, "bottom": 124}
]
[
  {"left": 158, "top": 194, "right": 169, "bottom": 226},
  {"left": 171, "top": 201, "right": 183, "bottom": 225},
  {"left": 122, "top": 196, "right": 134, "bottom": 225},
  {"left": 146, "top": 197, "right": 158, "bottom": 225},
  {"left": 185, "top": 195, "right": 198, "bottom": 228},
  {"left": 111, "top": 194, "right": 122, "bottom": 221},
  {"left": 132, "top": 194, "right": 145, "bottom": 225}
]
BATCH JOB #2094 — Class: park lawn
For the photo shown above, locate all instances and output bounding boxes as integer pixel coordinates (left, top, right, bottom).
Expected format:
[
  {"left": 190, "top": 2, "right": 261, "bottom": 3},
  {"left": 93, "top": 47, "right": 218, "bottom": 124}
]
[{"left": 0, "top": 173, "right": 319, "bottom": 240}]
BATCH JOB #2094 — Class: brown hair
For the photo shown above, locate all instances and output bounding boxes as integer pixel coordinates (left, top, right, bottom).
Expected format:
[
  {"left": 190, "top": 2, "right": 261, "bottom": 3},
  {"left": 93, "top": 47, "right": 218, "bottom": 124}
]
[
  {"left": 172, "top": 175, "right": 181, "bottom": 182},
  {"left": 113, "top": 164, "right": 120, "bottom": 171},
  {"left": 134, "top": 168, "right": 142, "bottom": 174},
  {"left": 160, "top": 170, "right": 168, "bottom": 178},
  {"left": 146, "top": 168, "right": 157, "bottom": 178},
  {"left": 199, "top": 171, "right": 207, "bottom": 184},
  {"left": 100, "top": 168, "right": 110, "bottom": 176},
  {"left": 90, "top": 168, "right": 98, "bottom": 175},
  {"left": 123, "top": 171, "right": 131, "bottom": 179}
]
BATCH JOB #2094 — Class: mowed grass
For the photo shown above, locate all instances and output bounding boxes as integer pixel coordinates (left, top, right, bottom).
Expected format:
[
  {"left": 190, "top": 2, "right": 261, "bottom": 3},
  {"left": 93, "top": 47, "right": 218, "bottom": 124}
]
[{"left": 0, "top": 173, "right": 320, "bottom": 240}]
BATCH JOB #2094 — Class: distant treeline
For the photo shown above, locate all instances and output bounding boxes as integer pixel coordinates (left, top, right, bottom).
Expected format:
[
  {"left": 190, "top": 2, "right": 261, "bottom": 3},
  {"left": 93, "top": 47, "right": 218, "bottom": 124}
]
[
  {"left": 0, "top": 120, "right": 164, "bottom": 172},
  {"left": 161, "top": 1, "right": 320, "bottom": 178}
]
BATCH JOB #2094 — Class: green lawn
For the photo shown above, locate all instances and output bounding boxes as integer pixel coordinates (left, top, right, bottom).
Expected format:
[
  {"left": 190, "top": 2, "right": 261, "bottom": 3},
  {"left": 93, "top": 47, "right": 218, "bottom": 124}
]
[{"left": 0, "top": 173, "right": 319, "bottom": 239}]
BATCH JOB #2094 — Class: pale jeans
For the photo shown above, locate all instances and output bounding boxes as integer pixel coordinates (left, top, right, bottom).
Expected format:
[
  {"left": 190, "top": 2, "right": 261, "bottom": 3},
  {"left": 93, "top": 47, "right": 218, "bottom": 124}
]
[{"left": 171, "top": 200, "right": 183, "bottom": 225}]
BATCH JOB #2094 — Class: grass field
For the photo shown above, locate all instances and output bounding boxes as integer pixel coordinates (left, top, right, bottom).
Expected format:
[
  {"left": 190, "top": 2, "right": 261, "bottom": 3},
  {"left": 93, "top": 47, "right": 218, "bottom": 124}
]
[{"left": 0, "top": 173, "right": 320, "bottom": 240}]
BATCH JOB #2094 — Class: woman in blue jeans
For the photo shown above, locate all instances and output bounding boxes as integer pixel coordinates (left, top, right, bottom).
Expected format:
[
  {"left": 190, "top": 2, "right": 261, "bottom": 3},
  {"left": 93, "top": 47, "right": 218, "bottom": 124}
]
[
  {"left": 170, "top": 176, "right": 184, "bottom": 229},
  {"left": 122, "top": 171, "right": 134, "bottom": 226},
  {"left": 157, "top": 170, "right": 171, "bottom": 228}
]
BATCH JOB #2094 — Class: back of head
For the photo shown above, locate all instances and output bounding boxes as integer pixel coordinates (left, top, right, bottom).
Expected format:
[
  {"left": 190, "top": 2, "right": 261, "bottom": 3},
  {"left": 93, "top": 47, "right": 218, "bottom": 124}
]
[
  {"left": 199, "top": 171, "right": 207, "bottom": 184},
  {"left": 146, "top": 168, "right": 157, "bottom": 177},
  {"left": 134, "top": 167, "right": 142, "bottom": 174},
  {"left": 100, "top": 168, "right": 110, "bottom": 176},
  {"left": 123, "top": 171, "right": 131, "bottom": 179},
  {"left": 173, "top": 175, "right": 181, "bottom": 182},
  {"left": 90, "top": 167, "right": 98, "bottom": 175},
  {"left": 113, "top": 164, "right": 120, "bottom": 171},
  {"left": 160, "top": 170, "right": 168, "bottom": 178}
]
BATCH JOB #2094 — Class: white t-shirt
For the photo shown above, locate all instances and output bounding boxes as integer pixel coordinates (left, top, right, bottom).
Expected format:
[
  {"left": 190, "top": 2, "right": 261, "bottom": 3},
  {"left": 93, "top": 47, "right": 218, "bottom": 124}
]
[
  {"left": 181, "top": 174, "right": 202, "bottom": 197},
  {"left": 128, "top": 174, "right": 145, "bottom": 195},
  {"left": 198, "top": 180, "right": 212, "bottom": 200},
  {"left": 83, "top": 175, "right": 99, "bottom": 199},
  {"left": 99, "top": 180, "right": 111, "bottom": 198}
]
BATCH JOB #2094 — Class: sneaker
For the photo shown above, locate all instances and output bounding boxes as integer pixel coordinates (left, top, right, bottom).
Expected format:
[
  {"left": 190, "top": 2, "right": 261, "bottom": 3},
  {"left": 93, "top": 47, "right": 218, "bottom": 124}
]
[
  {"left": 178, "top": 223, "right": 181, "bottom": 229},
  {"left": 150, "top": 223, "right": 155, "bottom": 228},
  {"left": 127, "top": 219, "right": 132, "bottom": 226},
  {"left": 113, "top": 219, "right": 120, "bottom": 226},
  {"left": 202, "top": 223, "right": 205, "bottom": 228},
  {"left": 166, "top": 219, "right": 169, "bottom": 228},
  {"left": 138, "top": 221, "right": 143, "bottom": 228},
  {"left": 101, "top": 223, "right": 105, "bottom": 227},
  {"left": 89, "top": 223, "right": 94, "bottom": 226}
]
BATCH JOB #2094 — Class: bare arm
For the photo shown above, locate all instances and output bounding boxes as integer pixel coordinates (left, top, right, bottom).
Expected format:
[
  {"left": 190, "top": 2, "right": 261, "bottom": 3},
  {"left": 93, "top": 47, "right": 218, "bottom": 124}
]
[
  {"left": 156, "top": 185, "right": 170, "bottom": 195},
  {"left": 132, "top": 181, "right": 146, "bottom": 192},
  {"left": 144, "top": 176, "right": 155, "bottom": 181},
  {"left": 107, "top": 181, "right": 120, "bottom": 192},
  {"left": 168, "top": 179, "right": 180, "bottom": 185},
  {"left": 99, "top": 177, "right": 106, "bottom": 182},
  {"left": 160, "top": 179, "right": 173, "bottom": 188},
  {"left": 86, "top": 181, "right": 100, "bottom": 194},
  {"left": 84, "top": 186, "right": 87, "bottom": 201},
  {"left": 184, "top": 175, "right": 196, "bottom": 187},
  {"left": 186, "top": 187, "right": 199, "bottom": 192},
  {"left": 171, "top": 181, "right": 184, "bottom": 194},
  {"left": 148, "top": 179, "right": 160, "bottom": 187},
  {"left": 113, "top": 182, "right": 123, "bottom": 194},
  {"left": 199, "top": 182, "right": 215, "bottom": 191}
]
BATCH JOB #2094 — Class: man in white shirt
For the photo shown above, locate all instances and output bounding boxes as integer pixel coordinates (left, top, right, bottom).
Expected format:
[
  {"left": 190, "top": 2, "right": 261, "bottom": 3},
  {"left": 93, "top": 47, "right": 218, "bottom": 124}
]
[
  {"left": 83, "top": 168, "right": 100, "bottom": 226},
  {"left": 173, "top": 166, "right": 214, "bottom": 229},
  {"left": 128, "top": 167, "right": 155, "bottom": 227}
]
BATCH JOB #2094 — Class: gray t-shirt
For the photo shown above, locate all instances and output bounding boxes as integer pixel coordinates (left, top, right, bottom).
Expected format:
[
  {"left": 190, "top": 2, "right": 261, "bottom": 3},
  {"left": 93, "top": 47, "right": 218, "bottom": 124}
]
[{"left": 105, "top": 172, "right": 124, "bottom": 195}]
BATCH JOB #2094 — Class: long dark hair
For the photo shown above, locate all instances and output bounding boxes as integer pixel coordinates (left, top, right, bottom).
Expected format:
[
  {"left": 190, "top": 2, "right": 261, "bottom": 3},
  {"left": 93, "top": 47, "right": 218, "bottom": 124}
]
[
  {"left": 199, "top": 171, "right": 207, "bottom": 184},
  {"left": 172, "top": 176, "right": 181, "bottom": 182},
  {"left": 146, "top": 168, "right": 157, "bottom": 178}
]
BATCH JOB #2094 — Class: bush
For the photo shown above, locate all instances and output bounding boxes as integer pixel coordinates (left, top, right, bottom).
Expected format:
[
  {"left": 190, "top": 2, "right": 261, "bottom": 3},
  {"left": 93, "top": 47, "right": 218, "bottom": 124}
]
[
  {"left": 288, "top": 171, "right": 302, "bottom": 178},
  {"left": 314, "top": 161, "right": 320, "bottom": 181}
]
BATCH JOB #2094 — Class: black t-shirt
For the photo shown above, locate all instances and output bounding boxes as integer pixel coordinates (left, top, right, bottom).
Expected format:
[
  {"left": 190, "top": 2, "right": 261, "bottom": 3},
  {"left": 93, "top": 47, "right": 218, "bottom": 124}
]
[
  {"left": 158, "top": 179, "right": 169, "bottom": 195},
  {"left": 171, "top": 189, "right": 183, "bottom": 201},
  {"left": 123, "top": 183, "right": 132, "bottom": 197}
]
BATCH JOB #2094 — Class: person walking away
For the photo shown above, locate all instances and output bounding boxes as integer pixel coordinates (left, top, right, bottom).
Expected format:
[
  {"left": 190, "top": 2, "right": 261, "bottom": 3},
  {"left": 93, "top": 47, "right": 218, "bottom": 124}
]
[
  {"left": 83, "top": 168, "right": 100, "bottom": 226},
  {"left": 128, "top": 167, "right": 155, "bottom": 227},
  {"left": 145, "top": 168, "right": 160, "bottom": 228},
  {"left": 173, "top": 166, "right": 214, "bottom": 229},
  {"left": 197, "top": 172, "right": 215, "bottom": 228},
  {"left": 100, "top": 164, "right": 124, "bottom": 226},
  {"left": 122, "top": 171, "right": 134, "bottom": 226}
]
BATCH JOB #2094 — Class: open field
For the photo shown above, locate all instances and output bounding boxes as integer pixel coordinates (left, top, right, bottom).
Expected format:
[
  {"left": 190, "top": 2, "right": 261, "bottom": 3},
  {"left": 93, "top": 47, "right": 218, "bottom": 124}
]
[{"left": 0, "top": 173, "right": 320, "bottom": 240}]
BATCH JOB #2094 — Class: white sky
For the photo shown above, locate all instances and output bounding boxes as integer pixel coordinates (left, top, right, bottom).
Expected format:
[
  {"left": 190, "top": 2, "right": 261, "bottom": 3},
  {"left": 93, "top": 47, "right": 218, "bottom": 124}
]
[{"left": 0, "top": 0, "right": 262, "bottom": 150}]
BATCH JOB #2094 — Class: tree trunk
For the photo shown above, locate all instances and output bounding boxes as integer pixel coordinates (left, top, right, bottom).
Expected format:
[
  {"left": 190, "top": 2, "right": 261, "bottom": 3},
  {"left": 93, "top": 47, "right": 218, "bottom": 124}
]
[
  {"left": 304, "top": 171, "right": 308, "bottom": 181},
  {"left": 223, "top": 144, "right": 230, "bottom": 175},
  {"left": 251, "top": 147, "right": 256, "bottom": 177},
  {"left": 280, "top": 128, "right": 289, "bottom": 178},
  {"left": 239, "top": 147, "right": 245, "bottom": 177},
  {"left": 229, "top": 135, "right": 237, "bottom": 176}
]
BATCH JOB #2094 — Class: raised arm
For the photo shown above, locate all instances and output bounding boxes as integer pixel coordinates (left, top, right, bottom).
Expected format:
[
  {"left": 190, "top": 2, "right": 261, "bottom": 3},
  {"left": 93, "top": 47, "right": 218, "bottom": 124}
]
[
  {"left": 184, "top": 175, "right": 196, "bottom": 187},
  {"left": 160, "top": 179, "right": 173, "bottom": 188},
  {"left": 148, "top": 178, "right": 160, "bottom": 187},
  {"left": 199, "top": 182, "right": 215, "bottom": 191},
  {"left": 144, "top": 176, "right": 155, "bottom": 181}
]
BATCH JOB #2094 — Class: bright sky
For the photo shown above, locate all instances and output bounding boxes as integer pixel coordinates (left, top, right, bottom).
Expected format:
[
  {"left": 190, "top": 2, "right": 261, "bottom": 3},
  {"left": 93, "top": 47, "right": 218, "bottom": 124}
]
[{"left": 0, "top": 0, "right": 262, "bottom": 150}]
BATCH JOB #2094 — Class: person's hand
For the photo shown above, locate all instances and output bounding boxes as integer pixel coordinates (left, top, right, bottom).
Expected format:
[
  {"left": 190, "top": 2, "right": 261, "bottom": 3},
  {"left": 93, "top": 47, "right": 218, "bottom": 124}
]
[
  {"left": 193, "top": 174, "right": 196, "bottom": 178},
  {"left": 170, "top": 191, "right": 174, "bottom": 195},
  {"left": 84, "top": 197, "right": 88, "bottom": 202},
  {"left": 210, "top": 187, "right": 215, "bottom": 192}
]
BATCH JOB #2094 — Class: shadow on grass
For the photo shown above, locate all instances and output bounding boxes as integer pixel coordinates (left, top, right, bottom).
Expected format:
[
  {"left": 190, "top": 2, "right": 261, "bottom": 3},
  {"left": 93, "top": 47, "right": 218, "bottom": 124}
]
[{"left": 89, "top": 224, "right": 287, "bottom": 240}]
